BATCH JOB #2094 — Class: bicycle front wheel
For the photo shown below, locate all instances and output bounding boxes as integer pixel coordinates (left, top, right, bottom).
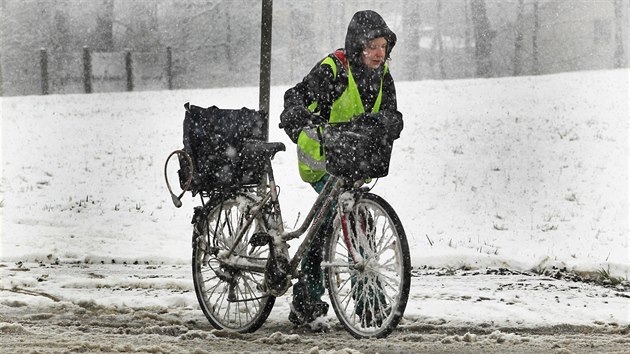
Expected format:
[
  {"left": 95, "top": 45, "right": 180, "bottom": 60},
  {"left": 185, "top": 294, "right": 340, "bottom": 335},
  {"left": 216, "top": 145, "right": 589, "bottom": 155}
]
[
  {"left": 324, "top": 193, "right": 411, "bottom": 339},
  {"left": 192, "top": 193, "right": 275, "bottom": 333}
]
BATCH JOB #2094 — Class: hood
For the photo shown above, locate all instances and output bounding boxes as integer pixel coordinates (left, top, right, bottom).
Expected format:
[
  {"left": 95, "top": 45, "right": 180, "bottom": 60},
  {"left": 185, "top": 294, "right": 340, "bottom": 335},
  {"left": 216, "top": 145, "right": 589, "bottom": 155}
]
[{"left": 344, "top": 10, "right": 397, "bottom": 66}]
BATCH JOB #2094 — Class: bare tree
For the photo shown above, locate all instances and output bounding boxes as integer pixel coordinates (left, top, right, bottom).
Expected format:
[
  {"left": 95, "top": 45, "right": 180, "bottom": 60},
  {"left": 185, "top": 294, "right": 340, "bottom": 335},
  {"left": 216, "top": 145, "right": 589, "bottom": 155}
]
[
  {"left": 464, "top": 0, "right": 472, "bottom": 51},
  {"left": 613, "top": 0, "right": 626, "bottom": 68},
  {"left": 513, "top": 0, "right": 525, "bottom": 76},
  {"left": 289, "top": 2, "right": 314, "bottom": 80},
  {"left": 435, "top": 0, "right": 446, "bottom": 78},
  {"left": 470, "top": 0, "right": 494, "bottom": 77},
  {"left": 401, "top": 0, "right": 421, "bottom": 81},
  {"left": 224, "top": 5, "right": 232, "bottom": 70},
  {"left": 462, "top": 0, "right": 476, "bottom": 78},
  {"left": 51, "top": 2, "right": 71, "bottom": 53},
  {"left": 95, "top": 0, "right": 114, "bottom": 51}
]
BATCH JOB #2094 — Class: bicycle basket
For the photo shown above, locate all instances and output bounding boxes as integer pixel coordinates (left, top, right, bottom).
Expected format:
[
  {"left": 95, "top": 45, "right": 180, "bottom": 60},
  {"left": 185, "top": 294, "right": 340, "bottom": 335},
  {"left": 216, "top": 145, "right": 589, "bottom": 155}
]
[
  {"left": 177, "top": 103, "right": 267, "bottom": 195},
  {"left": 324, "top": 123, "right": 394, "bottom": 181}
]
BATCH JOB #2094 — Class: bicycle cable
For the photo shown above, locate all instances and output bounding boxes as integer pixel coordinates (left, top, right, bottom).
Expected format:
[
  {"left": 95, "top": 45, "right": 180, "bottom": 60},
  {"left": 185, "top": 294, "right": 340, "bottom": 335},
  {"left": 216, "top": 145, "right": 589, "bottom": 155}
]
[
  {"left": 367, "top": 177, "right": 379, "bottom": 192},
  {"left": 164, "top": 150, "right": 193, "bottom": 208}
]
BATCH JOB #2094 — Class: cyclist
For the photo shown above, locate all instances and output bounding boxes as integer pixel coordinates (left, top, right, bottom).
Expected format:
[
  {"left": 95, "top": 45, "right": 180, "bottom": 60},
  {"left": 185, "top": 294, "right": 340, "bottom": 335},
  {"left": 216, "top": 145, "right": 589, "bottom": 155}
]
[{"left": 279, "top": 10, "right": 403, "bottom": 329}]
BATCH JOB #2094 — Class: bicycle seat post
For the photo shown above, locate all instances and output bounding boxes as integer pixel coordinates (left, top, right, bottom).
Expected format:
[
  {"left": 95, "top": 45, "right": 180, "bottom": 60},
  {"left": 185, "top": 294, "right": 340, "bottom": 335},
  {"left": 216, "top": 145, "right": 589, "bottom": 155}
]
[{"left": 264, "top": 155, "right": 285, "bottom": 235}]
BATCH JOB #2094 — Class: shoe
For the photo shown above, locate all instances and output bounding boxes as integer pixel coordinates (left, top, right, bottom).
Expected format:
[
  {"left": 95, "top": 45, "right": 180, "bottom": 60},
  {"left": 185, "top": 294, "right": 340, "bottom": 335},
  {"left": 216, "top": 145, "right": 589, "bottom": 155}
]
[
  {"left": 311, "top": 300, "right": 329, "bottom": 319},
  {"left": 288, "top": 300, "right": 329, "bottom": 326},
  {"left": 289, "top": 312, "right": 331, "bottom": 333},
  {"left": 288, "top": 309, "right": 303, "bottom": 326}
]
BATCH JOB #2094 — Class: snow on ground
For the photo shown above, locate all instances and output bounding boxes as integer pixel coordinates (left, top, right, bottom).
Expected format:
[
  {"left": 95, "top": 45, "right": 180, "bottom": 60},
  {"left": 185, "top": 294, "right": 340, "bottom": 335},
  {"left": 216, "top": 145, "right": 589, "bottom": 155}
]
[
  {"left": 1, "top": 69, "right": 629, "bottom": 350},
  {"left": 2, "top": 69, "right": 627, "bottom": 273}
]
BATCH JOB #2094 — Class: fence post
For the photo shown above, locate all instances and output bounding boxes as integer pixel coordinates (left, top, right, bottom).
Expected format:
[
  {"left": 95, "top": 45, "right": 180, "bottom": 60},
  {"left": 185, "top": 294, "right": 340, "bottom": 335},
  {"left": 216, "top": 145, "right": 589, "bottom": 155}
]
[
  {"left": 125, "top": 50, "right": 133, "bottom": 91},
  {"left": 83, "top": 46, "right": 92, "bottom": 93},
  {"left": 40, "top": 48, "right": 49, "bottom": 95},
  {"left": 166, "top": 46, "right": 173, "bottom": 90}
]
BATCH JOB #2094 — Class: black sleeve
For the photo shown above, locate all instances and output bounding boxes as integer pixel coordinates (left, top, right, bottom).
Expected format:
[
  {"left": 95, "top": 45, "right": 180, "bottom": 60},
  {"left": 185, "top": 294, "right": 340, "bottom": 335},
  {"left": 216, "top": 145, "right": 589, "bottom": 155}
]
[
  {"left": 380, "top": 71, "right": 398, "bottom": 112},
  {"left": 283, "top": 60, "right": 337, "bottom": 113},
  {"left": 377, "top": 71, "right": 404, "bottom": 139},
  {"left": 280, "top": 59, "right": 337, "bottom": 143}
]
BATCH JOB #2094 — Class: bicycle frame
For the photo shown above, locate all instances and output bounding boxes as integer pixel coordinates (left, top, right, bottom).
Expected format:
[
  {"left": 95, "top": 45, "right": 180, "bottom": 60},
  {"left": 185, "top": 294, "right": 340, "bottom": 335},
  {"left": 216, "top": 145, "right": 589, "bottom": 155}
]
[
  {"left": 184, "top": 136, "right": 410, "bottom": 338},
  {"left": 216, "top": 155, "right": 354, "bottom": 287}
]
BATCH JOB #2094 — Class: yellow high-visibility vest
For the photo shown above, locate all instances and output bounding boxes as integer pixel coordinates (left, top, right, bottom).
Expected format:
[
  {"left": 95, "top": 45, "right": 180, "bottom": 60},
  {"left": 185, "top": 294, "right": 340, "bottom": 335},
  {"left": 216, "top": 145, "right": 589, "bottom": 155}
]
[{"left": 297, "top": 57, "right": 388, "bottom": 182}]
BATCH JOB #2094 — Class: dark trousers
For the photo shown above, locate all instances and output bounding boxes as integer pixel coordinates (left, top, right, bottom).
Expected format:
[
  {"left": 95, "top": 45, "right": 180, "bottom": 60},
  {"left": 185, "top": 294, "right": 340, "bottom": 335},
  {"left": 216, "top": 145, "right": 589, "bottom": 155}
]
[{"left": 292, "top": 175, "right": 333, "bottom": 310}]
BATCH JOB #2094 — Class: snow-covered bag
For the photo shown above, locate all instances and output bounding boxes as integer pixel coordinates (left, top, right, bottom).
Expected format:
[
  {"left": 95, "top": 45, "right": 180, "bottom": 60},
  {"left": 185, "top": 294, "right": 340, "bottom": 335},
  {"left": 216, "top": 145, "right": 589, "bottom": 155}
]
[
  {"left": 324, "top": 119, "right": 395, "bottom": 181},
  {"left": 178, "top": 103, "right": 266, "bottom": 195}
]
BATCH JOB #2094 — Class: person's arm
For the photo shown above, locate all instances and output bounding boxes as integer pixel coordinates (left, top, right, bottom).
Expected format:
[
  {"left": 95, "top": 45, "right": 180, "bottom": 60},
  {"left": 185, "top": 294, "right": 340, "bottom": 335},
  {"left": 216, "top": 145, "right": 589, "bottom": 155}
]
[
  {"left": 363, "top": 71, "right": 403, "bottom": 139},
  {"left": 280, "top": 60, "right": 337, "bottom": 143},
  {"left": 380, "top": 71, "right": 397, "bottom": 112}
]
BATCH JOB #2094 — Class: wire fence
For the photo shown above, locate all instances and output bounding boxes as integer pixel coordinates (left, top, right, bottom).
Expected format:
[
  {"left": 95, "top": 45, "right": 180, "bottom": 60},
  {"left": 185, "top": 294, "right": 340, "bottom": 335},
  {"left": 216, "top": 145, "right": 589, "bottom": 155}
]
[{"left": 38, "top": 46, "right": 173, "bottom": 95}]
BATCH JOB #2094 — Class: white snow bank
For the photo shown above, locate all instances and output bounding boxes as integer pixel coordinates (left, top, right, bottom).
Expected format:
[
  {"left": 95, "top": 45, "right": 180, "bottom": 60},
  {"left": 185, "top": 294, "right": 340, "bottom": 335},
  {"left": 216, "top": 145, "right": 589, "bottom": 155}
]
[{"left": 1, "top": 69, "right": 628, "bottom": 279}]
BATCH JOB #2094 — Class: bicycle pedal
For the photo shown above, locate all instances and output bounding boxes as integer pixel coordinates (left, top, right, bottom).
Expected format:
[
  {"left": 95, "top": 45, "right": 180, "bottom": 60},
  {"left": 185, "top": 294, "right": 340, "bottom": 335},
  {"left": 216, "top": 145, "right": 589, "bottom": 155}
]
[{"left": 249, "top": 232, "right": 271, "bottom": 247}]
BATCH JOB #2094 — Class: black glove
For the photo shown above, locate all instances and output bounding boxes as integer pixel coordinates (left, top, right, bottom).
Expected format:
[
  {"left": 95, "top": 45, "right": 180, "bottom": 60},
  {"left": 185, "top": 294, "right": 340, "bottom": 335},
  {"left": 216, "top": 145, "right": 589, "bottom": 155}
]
[
  {"left": 352, "top": 113, "right": 380, "bottom": 126},
  {"left": 351, "top": 112, "right": 403, "bottom": 140},
  {"left": 378, "top": 111, "right": 404, "bottom": 140}
]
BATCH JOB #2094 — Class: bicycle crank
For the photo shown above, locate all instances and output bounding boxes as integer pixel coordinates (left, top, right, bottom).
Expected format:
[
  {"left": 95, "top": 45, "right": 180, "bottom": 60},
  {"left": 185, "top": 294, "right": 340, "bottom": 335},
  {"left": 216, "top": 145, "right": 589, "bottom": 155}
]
[{"left": 248, "top": 232, "right": 292, "bottom": 296}]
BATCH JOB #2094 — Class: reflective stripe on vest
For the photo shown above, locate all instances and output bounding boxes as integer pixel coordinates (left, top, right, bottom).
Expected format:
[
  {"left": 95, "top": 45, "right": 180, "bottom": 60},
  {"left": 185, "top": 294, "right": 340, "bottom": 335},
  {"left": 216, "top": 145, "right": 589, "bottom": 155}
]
[{"left": 296, "top": 58, "right": 388, "bottom": 182}]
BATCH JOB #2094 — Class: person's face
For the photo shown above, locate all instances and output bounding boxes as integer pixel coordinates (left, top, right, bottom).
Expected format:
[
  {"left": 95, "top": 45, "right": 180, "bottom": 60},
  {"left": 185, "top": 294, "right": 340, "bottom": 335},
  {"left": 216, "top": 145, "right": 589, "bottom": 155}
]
[{"left": 362, "top": 37, "right": 388, "bottom": 69}]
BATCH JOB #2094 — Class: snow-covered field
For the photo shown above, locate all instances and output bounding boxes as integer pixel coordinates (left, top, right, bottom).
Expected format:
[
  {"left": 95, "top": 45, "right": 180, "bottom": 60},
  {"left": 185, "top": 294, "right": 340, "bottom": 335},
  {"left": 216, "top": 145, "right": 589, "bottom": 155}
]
[{"left": 1, "top": 69, "right": 628, "bottom": 353}]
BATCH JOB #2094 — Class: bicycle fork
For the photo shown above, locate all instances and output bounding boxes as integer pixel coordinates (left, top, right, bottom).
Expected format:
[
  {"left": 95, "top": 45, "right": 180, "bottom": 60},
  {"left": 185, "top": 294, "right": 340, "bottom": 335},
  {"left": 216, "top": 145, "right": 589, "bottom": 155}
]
[{"left": 338, "top": 190, "right": 365, "bottom": 266}]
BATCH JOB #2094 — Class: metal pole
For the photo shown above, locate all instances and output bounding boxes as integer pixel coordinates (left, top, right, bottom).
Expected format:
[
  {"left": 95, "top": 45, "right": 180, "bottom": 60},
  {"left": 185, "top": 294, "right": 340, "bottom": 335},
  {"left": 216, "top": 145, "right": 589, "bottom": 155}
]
[{"left": 259, "top": 0, "right": 273, "bottom": 141}]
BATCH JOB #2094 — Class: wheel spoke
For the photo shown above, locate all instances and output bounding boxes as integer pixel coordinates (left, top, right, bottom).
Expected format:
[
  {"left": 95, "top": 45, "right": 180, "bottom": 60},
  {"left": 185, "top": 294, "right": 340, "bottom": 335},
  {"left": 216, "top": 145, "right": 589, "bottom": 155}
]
[
  {"left": 192, "top": 194, "right": 275, "bottom": 332},
  {"left": 325, "top": 193, "right": 410, "bottom": 339}
]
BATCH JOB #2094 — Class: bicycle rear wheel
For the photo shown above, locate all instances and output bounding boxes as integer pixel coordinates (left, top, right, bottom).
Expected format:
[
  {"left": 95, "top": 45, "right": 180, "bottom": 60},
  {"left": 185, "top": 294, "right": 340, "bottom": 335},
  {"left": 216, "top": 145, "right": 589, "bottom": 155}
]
[
  {"left": 324, "top": 193, "right": 411, "bottom": 338},
  {"left": 192, "top": 193, "right": 275, "bottom": 332}
]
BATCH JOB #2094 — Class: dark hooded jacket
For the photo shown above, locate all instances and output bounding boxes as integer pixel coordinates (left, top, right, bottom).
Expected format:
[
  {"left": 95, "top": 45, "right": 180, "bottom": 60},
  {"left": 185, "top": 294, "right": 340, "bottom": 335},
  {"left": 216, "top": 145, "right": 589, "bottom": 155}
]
[
  {"left": 280, "top": 10, "right": 403, "bottom": 143},
  {"left": 344, "top": 10, "right": 397, "bottom": 67}
]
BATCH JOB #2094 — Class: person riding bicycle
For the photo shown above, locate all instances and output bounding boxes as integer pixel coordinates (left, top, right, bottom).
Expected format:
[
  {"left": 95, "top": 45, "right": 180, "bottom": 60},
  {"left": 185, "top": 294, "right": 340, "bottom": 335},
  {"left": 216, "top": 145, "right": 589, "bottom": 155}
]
[{"left": 279, "top": 10, "right": 403, "bottom": 329}]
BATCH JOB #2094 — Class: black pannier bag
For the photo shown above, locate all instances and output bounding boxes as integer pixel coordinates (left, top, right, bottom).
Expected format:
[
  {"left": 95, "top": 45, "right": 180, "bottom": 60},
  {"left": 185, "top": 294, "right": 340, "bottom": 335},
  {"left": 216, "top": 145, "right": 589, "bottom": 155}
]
[
  {"left": 324, "top": 121, "right": 395, "bottom": 181},
  {"left": 178, "top": 103, "right": 266, "bottom": 195}
]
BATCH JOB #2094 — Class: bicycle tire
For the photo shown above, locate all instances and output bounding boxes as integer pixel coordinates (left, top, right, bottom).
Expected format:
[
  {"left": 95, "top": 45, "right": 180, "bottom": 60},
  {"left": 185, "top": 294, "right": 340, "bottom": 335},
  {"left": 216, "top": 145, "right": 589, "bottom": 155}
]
[
  {"left": 324, "top": 192, "right": 411, "bottom": 339},
  {"left": 192, "top": 193, "right": 275, "bottom": 332}
]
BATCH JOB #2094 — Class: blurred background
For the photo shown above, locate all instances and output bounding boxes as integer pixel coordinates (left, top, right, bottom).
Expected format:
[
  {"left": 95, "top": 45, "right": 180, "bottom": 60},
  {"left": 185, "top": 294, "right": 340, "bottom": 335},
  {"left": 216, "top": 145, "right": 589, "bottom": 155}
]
[{"left": 1, "top": 0, "right": 628, "bottom": 96}]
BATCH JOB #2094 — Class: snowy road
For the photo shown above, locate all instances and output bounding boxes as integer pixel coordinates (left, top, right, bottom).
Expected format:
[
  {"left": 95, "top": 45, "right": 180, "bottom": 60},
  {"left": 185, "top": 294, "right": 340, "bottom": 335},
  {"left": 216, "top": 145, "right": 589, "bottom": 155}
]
[{"left": 2, "top": 262, "right": 628, "bottom": 353}]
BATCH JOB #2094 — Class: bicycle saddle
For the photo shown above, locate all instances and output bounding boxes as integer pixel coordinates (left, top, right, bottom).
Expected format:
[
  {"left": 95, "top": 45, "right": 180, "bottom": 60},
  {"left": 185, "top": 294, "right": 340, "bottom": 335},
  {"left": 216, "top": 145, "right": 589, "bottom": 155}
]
[{"left": 243, "top": 140, "right": 286, "bottom": 159}]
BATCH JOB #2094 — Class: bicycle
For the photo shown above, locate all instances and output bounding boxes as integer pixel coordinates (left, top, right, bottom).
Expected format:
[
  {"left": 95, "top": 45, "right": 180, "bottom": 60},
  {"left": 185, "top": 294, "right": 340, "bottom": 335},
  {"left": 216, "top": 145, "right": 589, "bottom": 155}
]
[{"left": 165, "top": 107, "right": 411, "bottom": 339}]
